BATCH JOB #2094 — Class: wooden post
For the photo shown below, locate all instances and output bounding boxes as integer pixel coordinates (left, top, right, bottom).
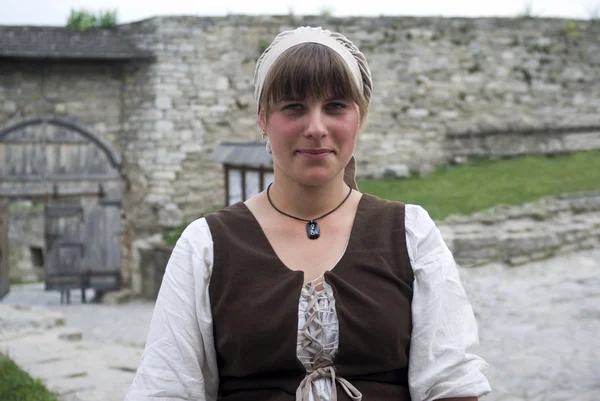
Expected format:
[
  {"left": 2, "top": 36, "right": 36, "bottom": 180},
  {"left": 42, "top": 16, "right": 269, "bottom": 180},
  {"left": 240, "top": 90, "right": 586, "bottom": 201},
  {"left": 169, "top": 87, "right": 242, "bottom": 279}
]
[
  {"left": 224, "top": 164, "right": 230, "bottom": 206},
  {"left": 259, "top": 165, "right": 265, "bottom": 192},
  {"left": 0, "top": 198, "right": 10, "bottom": 300},
  {"left": 241, "top": 166, "right": 247, "bottom": 201}
]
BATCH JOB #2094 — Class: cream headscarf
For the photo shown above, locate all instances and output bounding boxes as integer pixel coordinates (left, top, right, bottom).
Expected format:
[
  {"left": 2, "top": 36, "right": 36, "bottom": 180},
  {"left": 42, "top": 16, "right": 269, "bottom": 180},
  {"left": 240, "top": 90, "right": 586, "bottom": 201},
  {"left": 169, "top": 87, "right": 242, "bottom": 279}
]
[{"left": 253, "top": 26, "right": 373, "bottom": 190}]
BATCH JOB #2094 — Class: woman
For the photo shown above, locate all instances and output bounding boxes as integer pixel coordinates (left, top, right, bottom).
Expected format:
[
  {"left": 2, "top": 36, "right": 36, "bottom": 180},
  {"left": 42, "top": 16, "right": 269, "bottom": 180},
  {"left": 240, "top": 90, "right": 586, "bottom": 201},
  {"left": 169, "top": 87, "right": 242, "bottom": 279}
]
[{"left": 125, "top": 27, "right": 491, "bottom": 401}]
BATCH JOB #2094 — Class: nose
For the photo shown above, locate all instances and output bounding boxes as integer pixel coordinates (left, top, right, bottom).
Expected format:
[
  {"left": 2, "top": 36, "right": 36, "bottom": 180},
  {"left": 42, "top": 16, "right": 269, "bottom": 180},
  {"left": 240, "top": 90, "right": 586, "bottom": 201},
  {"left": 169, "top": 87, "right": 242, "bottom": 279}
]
[{"left": 304, "top": 107, "right": 327, "bottom": 138}]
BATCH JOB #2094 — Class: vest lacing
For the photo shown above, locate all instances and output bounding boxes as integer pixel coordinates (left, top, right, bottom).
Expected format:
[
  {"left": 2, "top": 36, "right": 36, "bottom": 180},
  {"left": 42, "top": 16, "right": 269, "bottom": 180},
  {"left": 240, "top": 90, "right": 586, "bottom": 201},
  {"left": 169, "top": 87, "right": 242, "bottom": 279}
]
[{"left": 296, "top": 281, "right": 362, "bottom": 401}]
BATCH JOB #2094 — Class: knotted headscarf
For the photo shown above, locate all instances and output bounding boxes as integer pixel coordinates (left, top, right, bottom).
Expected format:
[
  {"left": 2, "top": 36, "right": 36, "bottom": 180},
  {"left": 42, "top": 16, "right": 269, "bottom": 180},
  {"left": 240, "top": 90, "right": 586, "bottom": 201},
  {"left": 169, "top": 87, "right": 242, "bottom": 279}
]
[{"left": 254, "top": 26, "right": 373, "bottom": 190}]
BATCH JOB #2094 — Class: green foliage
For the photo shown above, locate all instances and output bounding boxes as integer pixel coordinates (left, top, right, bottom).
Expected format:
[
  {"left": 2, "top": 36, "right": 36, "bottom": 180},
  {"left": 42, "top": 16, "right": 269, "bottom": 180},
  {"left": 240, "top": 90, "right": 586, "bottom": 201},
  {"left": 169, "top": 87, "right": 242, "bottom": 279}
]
[
  {"left": 8, "top": 202, "right": 44, "bottom": 211},
  {"left": 561, "top": 20, "right": 581, "bottom": 41},
  {"left": 258, "top": 38, "right": 271, "bottom": 54},
  {"left": 0, "top": 354, "right": 59, "bottom": 401},
  {"left": 357, "top": 151, "right": 600, "bottom": 221},
  {"left": 66, "top": 9, "right": 118, "bottom": 32},
  {"left": 97, "top": 10, "right": 118, "bottom": 29},
  {"left": 162, "top": 206, "right": 224, "bottom": 247}
]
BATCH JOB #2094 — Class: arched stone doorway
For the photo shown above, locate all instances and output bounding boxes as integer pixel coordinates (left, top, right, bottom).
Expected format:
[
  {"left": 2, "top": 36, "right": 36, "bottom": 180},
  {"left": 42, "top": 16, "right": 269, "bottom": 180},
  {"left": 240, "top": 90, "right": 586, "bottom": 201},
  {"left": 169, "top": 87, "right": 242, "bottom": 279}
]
[{"left": 0, "top": 116, "right": 122, "bottom": 301}]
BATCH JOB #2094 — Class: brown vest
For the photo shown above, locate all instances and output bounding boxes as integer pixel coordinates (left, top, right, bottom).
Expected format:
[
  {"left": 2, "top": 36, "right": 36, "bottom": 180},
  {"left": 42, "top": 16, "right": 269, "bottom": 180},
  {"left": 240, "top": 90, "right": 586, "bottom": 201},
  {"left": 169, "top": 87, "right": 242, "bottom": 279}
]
[{"left": 205, "top": 194, "right": 414, "bottom": 401}]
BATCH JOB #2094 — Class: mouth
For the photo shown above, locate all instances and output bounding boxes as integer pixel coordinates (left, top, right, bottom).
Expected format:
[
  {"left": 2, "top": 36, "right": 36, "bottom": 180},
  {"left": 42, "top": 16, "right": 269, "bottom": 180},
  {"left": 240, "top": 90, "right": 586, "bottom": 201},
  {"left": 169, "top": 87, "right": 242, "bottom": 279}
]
[
  {"left": 296, "top": 149, "right": 334, "bottom": 159},
  {"left": 297, "top": 148, "right": 334, "bottom": 155}
]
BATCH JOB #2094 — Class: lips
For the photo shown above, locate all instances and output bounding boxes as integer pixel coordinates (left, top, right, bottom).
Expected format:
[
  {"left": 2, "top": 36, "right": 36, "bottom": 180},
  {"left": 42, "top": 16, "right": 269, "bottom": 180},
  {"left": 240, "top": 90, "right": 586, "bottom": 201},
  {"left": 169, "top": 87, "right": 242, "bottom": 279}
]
[
  {"left": 297, "top": 148, "right": 333, "bottom": 154},
  {"left": 296, "top": 149, "right": 334, "bottom": 160}
]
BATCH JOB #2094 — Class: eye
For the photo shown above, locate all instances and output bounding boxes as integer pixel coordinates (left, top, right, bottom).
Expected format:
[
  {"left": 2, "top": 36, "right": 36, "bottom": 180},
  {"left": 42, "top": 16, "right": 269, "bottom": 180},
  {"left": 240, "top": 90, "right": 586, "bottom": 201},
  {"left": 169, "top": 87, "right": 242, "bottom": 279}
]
[
  {"left": 281, "top": 103, "right": 303, "bottom": 112},
  {"left": 326, "top": 101, "right": 348, "bottom": 110}
]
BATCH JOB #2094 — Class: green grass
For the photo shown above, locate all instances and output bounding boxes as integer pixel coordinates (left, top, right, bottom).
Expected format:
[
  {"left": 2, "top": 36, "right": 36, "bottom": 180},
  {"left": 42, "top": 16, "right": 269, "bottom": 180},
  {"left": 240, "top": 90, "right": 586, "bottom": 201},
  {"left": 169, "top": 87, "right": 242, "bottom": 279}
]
[
  {"left": 0, "top": 354, "right": 59, "bottom": 401},
  {"left": 358, "top": 151, "right": 600, "bottom": 221}
]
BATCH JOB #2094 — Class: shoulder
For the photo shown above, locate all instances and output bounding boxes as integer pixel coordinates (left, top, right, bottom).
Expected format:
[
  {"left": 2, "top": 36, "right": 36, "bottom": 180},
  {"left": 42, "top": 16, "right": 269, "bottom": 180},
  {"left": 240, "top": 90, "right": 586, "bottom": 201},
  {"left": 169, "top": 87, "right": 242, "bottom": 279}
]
[
  {"left": 361, "top": 193, "right": 432, "bottom": 224},
  {"left": 203, "top": 202, "right": 253, "bottom": 228},
  {"left": 360, "top": 194, "right": 444, "bottom": 264},
  {"left": 403, "top": 204, "right": 452, "bottom": 266},
  {"left": 175, "top": 217, "right": 214, "bottom": 260},
  {"left": 180, "top": 217, "right": 212, "bottom": 242},
  {"left": 404, "top": 204, "right": 437, "bottom": 235}
]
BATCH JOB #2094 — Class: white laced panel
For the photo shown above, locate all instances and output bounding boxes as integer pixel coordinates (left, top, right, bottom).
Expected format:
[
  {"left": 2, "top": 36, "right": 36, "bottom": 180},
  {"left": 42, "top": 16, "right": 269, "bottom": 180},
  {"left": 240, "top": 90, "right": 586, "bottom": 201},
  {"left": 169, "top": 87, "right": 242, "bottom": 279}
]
[{"left": 296, "top": 279, "right": 362, "bottom": 401}]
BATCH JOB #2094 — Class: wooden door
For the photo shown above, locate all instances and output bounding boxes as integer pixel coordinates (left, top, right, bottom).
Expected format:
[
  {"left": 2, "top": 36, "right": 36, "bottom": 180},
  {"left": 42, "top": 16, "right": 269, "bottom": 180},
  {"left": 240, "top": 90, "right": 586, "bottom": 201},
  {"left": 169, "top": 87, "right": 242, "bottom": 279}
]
[
  {"left": 0, "top": 199, "right": 9, "bottom": 300},
  {"left": 1, "top": 117, "right": 123, "bottom": 294},
  {"left": 80, "top": 192, "right": 121, "bottom": 291},
  {"left": 44, "top": 201, "right": 84, "bottom": 291}
]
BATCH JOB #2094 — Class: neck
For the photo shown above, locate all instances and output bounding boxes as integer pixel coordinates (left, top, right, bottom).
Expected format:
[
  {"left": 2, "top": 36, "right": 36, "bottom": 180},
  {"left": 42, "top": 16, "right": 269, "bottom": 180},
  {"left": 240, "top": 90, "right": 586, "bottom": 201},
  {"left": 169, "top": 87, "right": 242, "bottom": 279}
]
[{"left": 267, "top": 175, "right": 351, "bottom": 221}]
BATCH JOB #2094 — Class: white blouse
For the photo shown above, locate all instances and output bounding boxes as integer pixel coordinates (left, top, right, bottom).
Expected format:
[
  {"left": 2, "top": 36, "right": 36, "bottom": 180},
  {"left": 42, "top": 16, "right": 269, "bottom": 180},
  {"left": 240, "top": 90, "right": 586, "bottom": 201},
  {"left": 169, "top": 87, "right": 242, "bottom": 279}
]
[{"left": 125, "top": 204, "right": 491, "bottom": 401}]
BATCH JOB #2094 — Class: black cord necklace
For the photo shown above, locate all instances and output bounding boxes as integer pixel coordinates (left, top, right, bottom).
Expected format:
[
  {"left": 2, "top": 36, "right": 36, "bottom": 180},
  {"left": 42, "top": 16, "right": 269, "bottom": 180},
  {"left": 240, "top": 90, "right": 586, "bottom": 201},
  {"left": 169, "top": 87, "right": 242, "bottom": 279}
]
[{"left": 266, "top": 183, "right": 353, "bottom": 240}]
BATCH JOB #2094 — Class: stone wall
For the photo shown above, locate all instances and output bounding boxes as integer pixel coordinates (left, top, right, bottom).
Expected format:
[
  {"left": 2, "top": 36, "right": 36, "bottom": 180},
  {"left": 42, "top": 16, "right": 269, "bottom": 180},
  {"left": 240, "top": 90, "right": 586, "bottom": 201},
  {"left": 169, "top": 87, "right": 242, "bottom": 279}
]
[
  {"left": 8, "top": 201, "right": 45, "bottom": 283},
  {"left": 439, "top": 191, "right": 600, "bottom": 267},
  {"left": 117, "top": 15, "right": 600, "bottom": 234},
  {"left": 2, "top": 16, "right": 600, "bottom": 293},
  {"left": 0, "top": 60, "right": 124, "bottom": 149}
]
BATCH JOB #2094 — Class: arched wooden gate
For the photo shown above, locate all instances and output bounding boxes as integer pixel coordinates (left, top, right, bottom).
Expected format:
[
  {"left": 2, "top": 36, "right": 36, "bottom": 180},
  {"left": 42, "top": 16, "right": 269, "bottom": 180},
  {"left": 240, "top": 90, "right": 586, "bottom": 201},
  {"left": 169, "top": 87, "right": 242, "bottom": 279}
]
[{"left": 0, "top": 116, "right": 122, "bottom": 301}]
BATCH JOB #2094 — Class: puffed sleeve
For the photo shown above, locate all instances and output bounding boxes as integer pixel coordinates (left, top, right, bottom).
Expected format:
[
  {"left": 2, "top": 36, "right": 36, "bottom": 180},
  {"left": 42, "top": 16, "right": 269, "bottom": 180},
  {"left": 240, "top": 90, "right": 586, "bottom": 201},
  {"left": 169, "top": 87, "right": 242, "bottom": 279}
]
[
  {"left": 405, "top": 205, "right": 491, "bottom": 401},
  {"left": 125, "top": 218, "right": 219, "bottom": 401}
]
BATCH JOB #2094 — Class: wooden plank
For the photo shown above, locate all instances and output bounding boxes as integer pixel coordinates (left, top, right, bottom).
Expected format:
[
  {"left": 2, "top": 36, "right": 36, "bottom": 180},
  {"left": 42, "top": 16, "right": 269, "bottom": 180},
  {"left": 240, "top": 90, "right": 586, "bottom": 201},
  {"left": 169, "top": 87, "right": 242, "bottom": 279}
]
[
  {"left": 44, "top": 201, "right": 84, "bottom": 282},
  {"left": 45, "top": 122, "right": 82, "bottom": 143},
  {"left": 0, "top": 198, "right": 9, "bottom": 299},
  {"left": 0, "top": 182, "right": 54, "bottom": 197}
]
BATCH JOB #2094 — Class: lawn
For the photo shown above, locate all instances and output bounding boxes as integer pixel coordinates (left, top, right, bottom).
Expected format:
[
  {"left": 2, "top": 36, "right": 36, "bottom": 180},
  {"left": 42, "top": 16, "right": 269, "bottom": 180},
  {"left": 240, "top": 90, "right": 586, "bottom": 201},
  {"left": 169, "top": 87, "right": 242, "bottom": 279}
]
[
  {"left": 162, "top": 151, "right": 600, "bottom": 245},
  {"left": 358, "top": 151, "right": 600, "bottom": 221},
  {"left": 0, "top": 354, "right": 59, "bottom": 401}
]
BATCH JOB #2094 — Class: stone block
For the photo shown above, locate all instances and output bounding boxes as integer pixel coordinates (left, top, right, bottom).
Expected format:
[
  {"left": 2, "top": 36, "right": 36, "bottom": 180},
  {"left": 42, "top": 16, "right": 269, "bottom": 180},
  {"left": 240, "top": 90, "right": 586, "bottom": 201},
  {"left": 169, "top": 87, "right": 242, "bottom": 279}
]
[
  {"left": 54, "top": 103, "right": 66, "bottom": 113},
  {"left": 381, "top": 164, "right": 410, "bottom": 178},
  {"left": 3, "top": 100, "right": 17, "bottom": 113},
  {"left": 563, "top": 132, "right": 600, "bottom": 152},
  {"left": 216, "top": 76, "right": 230, "bottom": 91},
  {"left": 453, "top": 234, "right": 502, "bottom": 266},
  {"left": 155, "top": 95, "right": 172, "bottom": 109},
  {"left": 503, "top": 232, "right": 560, "bottom": 260},
  {"left": 58, "top": 328, "right": 83, "bottom": 342},
  {"left": 406, "top": 108, "right": 429, "bottom": 118},
  {"left": 102, "top": 289, "right": 134, "bottom": 305},
  {"left": 156, "top": 120, "right": 174, "bottom": 132}
]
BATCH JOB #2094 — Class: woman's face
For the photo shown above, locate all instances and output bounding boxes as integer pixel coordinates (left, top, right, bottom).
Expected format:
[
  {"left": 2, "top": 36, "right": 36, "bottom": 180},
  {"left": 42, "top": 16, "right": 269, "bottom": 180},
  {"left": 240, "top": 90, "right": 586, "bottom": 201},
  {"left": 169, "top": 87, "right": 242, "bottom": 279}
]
[{"left": 260, "top": 97, "right": 360, "bottom": 187}]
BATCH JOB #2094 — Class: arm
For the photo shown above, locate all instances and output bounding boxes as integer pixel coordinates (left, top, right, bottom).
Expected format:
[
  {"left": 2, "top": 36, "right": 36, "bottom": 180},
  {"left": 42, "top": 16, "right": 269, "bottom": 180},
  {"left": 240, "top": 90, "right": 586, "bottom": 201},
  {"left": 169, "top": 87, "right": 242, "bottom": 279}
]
[
  {"left": 406, "top": 205, "right": 491, "bottom": 401},
  {"left": 125, "top": 219, "right": 219, "bottom": 401}
]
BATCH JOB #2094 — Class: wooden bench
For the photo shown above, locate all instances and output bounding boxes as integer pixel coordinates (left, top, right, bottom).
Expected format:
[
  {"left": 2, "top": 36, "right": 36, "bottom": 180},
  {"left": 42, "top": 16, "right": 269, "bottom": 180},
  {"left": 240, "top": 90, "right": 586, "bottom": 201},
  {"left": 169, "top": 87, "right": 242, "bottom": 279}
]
[{"left": 46, "top": 269, "right": 121, "bottom": 304}]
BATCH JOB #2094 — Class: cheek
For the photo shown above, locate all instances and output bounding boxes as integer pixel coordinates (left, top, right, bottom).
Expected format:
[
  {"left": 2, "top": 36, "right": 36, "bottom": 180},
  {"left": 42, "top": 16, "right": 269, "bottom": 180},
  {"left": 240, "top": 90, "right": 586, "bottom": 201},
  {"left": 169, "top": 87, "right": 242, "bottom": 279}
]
[{"left": 337, "top": 118, "right": 360, "bottom": 141}]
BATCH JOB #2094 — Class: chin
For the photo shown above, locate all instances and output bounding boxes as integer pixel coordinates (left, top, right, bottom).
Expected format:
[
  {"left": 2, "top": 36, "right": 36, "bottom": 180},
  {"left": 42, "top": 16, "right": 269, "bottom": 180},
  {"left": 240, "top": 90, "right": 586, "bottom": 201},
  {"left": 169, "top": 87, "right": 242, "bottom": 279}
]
[{"left": 294, "top": 172, "right": 339, "bottom": 188}]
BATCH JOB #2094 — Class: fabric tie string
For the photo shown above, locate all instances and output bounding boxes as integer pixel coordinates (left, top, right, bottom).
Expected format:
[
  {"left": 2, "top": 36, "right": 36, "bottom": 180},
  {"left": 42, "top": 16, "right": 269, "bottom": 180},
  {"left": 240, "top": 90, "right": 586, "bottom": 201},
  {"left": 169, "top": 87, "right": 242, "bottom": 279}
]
[{"left": 296, "top": 366, "right": 362, "bottom": 401}]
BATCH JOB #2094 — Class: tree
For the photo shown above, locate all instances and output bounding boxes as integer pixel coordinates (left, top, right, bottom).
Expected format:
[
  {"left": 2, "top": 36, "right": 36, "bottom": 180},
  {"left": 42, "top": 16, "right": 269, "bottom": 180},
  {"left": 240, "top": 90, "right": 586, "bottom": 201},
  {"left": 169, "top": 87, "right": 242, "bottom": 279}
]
[{"left": 66, "top": 9, "right": 118, "bottom": 32}]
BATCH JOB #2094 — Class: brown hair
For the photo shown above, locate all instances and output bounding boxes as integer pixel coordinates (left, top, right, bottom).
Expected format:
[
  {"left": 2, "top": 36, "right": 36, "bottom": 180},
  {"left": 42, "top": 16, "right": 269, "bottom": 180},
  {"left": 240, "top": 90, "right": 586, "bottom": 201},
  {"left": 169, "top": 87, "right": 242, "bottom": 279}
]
[{"left": 259, "top": 43, "right": 369, "bottom": 127}]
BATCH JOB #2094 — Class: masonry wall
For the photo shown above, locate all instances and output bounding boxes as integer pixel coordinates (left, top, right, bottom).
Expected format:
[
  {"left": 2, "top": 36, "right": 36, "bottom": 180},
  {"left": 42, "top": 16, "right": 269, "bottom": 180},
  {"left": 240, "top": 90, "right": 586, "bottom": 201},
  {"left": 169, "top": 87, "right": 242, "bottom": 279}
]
[
  {"left": 0, "top": 60, "right": 132, "bottom": 285},
  {"left": 8, "top": 201, "right": 45, "bottom": 283},
  {"left": 119, "top": 16, "right": 600, "bottom": 233},
  {"left": 2, "top": 16, "right": 600, "bottom": 293},
  {"left": 0, "top": 60, "right": 124, "bottom": 148}
]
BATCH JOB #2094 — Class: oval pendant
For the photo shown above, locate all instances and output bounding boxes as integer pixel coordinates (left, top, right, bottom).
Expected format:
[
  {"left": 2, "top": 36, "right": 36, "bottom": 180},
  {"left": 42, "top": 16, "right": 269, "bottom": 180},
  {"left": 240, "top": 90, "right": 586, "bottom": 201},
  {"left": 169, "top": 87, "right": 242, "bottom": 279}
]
[{"left": 306, "top": 221, "right": 320, "bottom": 240}]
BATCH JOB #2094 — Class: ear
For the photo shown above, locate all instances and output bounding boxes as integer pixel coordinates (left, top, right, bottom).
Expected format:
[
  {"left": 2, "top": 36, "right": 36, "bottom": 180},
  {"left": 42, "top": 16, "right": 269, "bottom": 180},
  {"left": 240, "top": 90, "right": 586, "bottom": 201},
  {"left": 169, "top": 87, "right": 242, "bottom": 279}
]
[{"left": 257, "top": 107, "right": 266, "bottom": 132}]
